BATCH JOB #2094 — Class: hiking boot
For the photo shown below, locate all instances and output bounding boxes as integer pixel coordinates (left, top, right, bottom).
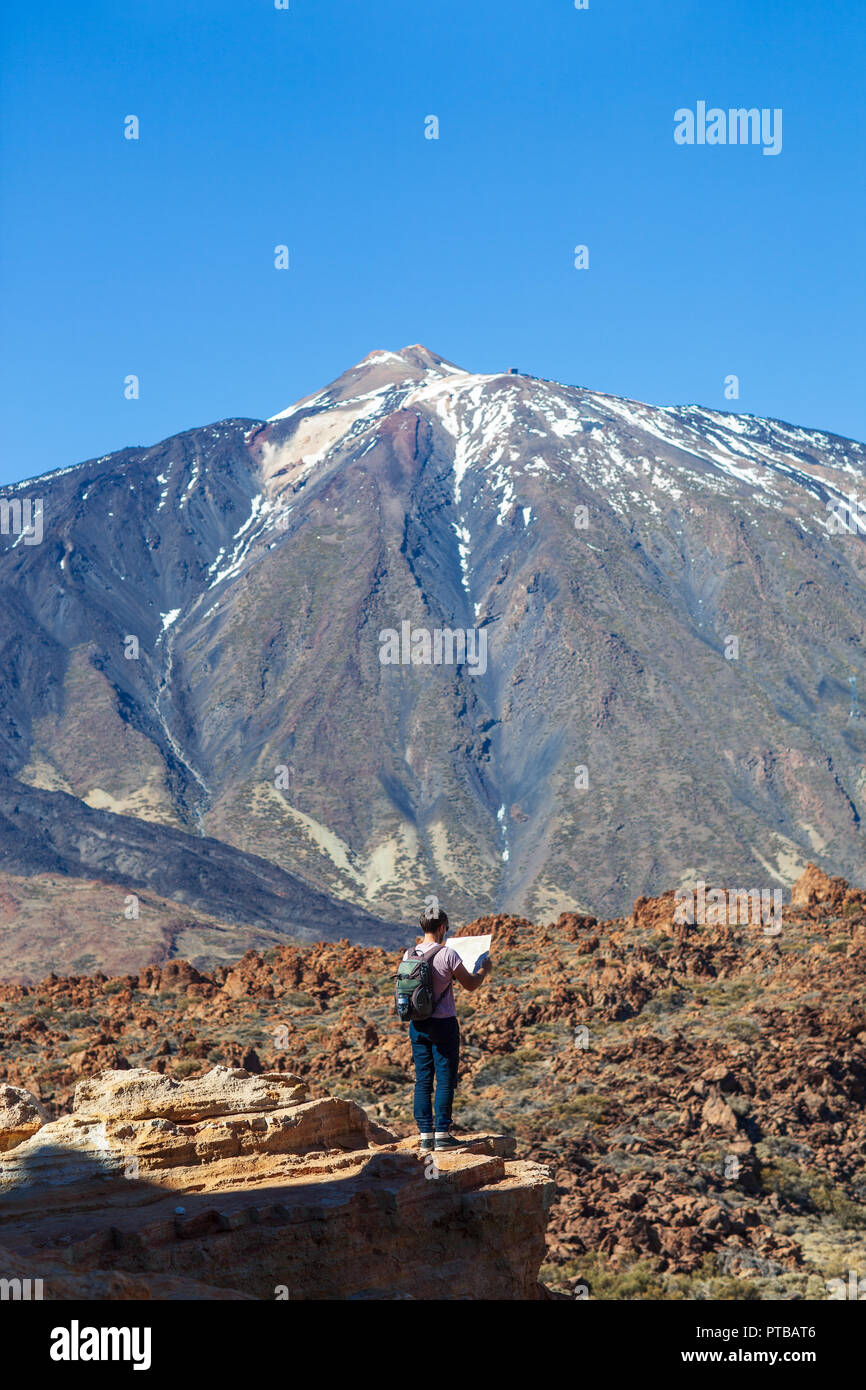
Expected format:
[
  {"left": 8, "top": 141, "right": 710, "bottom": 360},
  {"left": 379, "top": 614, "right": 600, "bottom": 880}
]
[
  {"left": 434, "top": 1134, "right": 471, "bottom": 1151},
  {"left": 418, "top": 1134, "right": 435, "bottom": 1153}
]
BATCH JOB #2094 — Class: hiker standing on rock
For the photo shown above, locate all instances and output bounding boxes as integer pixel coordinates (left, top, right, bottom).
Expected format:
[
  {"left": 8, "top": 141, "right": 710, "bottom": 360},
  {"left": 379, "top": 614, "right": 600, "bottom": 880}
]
[{"left": 394, "top": 904, "right": 491, "bottom": 1153}]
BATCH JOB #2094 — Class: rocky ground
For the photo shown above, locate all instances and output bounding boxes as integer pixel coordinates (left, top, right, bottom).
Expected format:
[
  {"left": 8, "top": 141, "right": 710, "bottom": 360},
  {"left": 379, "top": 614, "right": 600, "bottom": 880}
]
[
  {"left": 1, "top": 863, "right": 864, "bottom": 1300},
  {"left": 0, "top": 1068, "right": 551, "bottom": 1300}
]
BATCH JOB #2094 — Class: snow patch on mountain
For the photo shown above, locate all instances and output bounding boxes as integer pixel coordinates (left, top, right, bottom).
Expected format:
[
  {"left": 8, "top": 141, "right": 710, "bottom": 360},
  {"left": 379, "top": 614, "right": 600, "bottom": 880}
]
[
  {"left": 268, "top": 389, "right": 329, "bottom": 424},
  {"left": 207, "top": 494, "right": 268, "bottom": 589},
  {"left": 452, "top": 521, "right": 472, "bottom": 591},
  {"left": 255, "top": 347, "right": 866, "bottom": 558}
]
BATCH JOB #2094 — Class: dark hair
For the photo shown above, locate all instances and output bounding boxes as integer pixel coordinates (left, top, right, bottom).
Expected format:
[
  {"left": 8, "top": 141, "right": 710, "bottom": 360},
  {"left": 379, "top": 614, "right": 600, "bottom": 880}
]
[{"left": 419, "top": 906, "right": 449, "bottom": 932}]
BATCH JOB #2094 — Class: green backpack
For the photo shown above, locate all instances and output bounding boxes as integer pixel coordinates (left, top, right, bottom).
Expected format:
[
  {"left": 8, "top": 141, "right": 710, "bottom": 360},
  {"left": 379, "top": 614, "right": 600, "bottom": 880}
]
[{"left": 394, "top": 943, "right": 446, "bottom": 1023}]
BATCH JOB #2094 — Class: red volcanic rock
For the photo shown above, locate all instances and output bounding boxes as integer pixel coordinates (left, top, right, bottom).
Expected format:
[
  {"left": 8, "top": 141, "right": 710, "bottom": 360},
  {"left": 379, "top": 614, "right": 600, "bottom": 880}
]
[
  {"left": 632, "top": 890, "right": 678, "bottom": 934},
  {"left": 791, "top": 863, "right": 849, "bottom": 911},
  {"left": 547, "top": 912, "right": 599, "bottom": 940},
  {"left": 137, "top": 961, "right": 208, "bottom": 995},
  {"left": 1, "top": 888, "right": 864, "bottom": 1295},
  {"left": 700, "top": 1092, "right": 741, "bottom": 1134},
  {"left": 452, "top": 913, "right": 535, "bottom": 948}
]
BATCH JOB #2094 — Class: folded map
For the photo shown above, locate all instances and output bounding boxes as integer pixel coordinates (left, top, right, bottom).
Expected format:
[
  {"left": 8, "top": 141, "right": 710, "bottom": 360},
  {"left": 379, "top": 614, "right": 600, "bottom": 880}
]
[{"left": 448, "top": 934, "right": 492, "bottom": 974}]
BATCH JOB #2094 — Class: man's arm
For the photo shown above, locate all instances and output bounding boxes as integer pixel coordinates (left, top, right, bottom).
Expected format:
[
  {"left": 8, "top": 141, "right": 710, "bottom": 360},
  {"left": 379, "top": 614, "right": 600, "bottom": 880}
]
[{"left": 453, "top": 959, "right": 491, "bottom": 993}]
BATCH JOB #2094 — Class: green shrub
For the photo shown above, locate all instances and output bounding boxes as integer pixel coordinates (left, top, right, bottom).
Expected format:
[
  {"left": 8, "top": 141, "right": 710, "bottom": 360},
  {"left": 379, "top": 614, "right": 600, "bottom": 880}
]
[
  {"left": 727, "top": 1018, "right": 759, "bottom": 1041},
  {"left": 63, "top": 1010, "right": 95, "bottom": 1029},
  {"left": 759, "top": 1159, "right": 866, "bottom": 1228},
  {"left": 647, "top": 934, "right": 674, "bottom": 954},
  {"left": 643, "top": 987, "right": 685, "bottom": 1015},
  {"left": 367, "top": 1064, "right": 406, "bottom": 1082},
  {"left": 473, "top": 1052, "right": 539, "bottom": 1087},
  {"left": 541, "top": 1252, "right": 764, "bottom": 1301},
  {"left": 558, "top": 1092, "right": 617, "bottom": 1124},
  {"left": 495, "top": 951, "right": 539, "bottom": 974},
  {"left": 172, "top": 1059, "right": 202, "bottom": 1078}
]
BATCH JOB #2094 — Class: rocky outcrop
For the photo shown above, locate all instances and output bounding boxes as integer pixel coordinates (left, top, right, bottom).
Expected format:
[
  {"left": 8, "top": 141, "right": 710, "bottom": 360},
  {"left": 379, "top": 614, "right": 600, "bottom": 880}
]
[
  {"left": 0, "top": 1066, "right": 554, "bottom": 1300},
  {"left": 791, "top": 862, "right": 852, "bottom": 912},
  {"left": 0, "top": 1241, "right": 255, "bottom": 1301},
  {"left": 4, "top": 880, "right": 865, "bottom": 1299},
  {"left": 0, "top": 1084, "right": 47, "bottom": 1152}
]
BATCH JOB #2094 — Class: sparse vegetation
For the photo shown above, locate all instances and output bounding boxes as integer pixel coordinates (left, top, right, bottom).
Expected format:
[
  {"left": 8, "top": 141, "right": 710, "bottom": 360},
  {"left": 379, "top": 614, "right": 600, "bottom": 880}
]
[{"left": 1, "top": 870, "right": 864, "bottom": 1300}]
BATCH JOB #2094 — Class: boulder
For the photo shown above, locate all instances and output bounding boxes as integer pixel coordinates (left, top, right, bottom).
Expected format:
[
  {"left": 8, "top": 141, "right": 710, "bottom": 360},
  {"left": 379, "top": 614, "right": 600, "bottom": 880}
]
[
  {"left": 0, "top": 1066, "right": 553, "bottom": 1300},
  {"left": 72, "top": 1065, "right": 308, "bottom": 1122},
  {"left": 700, "top": 1092, "right": 741, "bottom": 1134},
  {"left": 0, "top": 1083, "right": 47, "bottom": 1152},
  {"left": 791, "top": 863, "right": 848, "bottom": 911}
]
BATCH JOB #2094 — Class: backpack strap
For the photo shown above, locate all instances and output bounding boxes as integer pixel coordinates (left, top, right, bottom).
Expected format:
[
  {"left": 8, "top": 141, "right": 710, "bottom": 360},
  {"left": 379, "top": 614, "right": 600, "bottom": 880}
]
[
  {"left": 408, "top": 942, "right": 450, "bottom": 1009},
  {"left": 417, "top": 942, "right": 445, "bottom": 962},
  {"left": 425, "top": 943, "right": 452, "bottom": 1009},
  {"left": 405, "top": 942, "right": 444, "bottom": 962}
]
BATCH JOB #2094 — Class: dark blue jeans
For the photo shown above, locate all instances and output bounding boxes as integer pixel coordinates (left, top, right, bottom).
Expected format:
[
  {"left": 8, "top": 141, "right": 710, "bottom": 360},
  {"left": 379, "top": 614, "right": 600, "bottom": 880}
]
[{"left": 409, "top": 1016, "right": 460, "bottom": 1133}]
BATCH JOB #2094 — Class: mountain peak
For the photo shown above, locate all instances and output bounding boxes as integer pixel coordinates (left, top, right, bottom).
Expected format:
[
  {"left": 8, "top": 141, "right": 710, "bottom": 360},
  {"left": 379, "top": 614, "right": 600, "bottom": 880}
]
[
  {"left": 2, "top": 344, "right": 866, "bottom": 945},
  {"left": 268, "top": 345, "right": 464, "bottom": 422},
  {"left": 397, "top": 344, "right": 462, "bottom": 372},
  {"left": 357, "top": 344, "right": 461, "bottom": 371}
]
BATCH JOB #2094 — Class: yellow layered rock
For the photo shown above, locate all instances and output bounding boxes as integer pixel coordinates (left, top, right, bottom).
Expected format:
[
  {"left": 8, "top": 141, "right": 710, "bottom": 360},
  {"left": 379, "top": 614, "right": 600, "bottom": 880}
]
[{"left": 0, "top": 1065, "right": 554, "bottom": 1300}]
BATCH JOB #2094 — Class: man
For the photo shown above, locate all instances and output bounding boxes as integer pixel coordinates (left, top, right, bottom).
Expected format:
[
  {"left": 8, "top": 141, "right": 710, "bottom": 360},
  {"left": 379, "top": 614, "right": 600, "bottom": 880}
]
[{"left": 404, "top": 904, "right": 491, "bottom": 1153}]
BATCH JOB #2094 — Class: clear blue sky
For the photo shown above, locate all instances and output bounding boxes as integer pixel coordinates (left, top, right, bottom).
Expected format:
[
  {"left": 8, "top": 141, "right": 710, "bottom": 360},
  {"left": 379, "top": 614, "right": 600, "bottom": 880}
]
[{"left": 1, "top": 0, "right": 864, "bottom": 485}]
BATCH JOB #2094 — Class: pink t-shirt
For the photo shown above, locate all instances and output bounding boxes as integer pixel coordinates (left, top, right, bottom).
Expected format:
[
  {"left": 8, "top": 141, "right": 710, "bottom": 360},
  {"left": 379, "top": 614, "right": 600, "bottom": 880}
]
[{"left": 403, "top": 942, "right": 462, "bottom": 1018}]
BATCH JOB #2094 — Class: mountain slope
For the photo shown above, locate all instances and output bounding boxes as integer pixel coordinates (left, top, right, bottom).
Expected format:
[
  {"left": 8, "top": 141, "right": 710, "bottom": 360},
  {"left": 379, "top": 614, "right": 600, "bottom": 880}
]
[{"left": 2, "top": 345, "right": 865, "bottom": 938}]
